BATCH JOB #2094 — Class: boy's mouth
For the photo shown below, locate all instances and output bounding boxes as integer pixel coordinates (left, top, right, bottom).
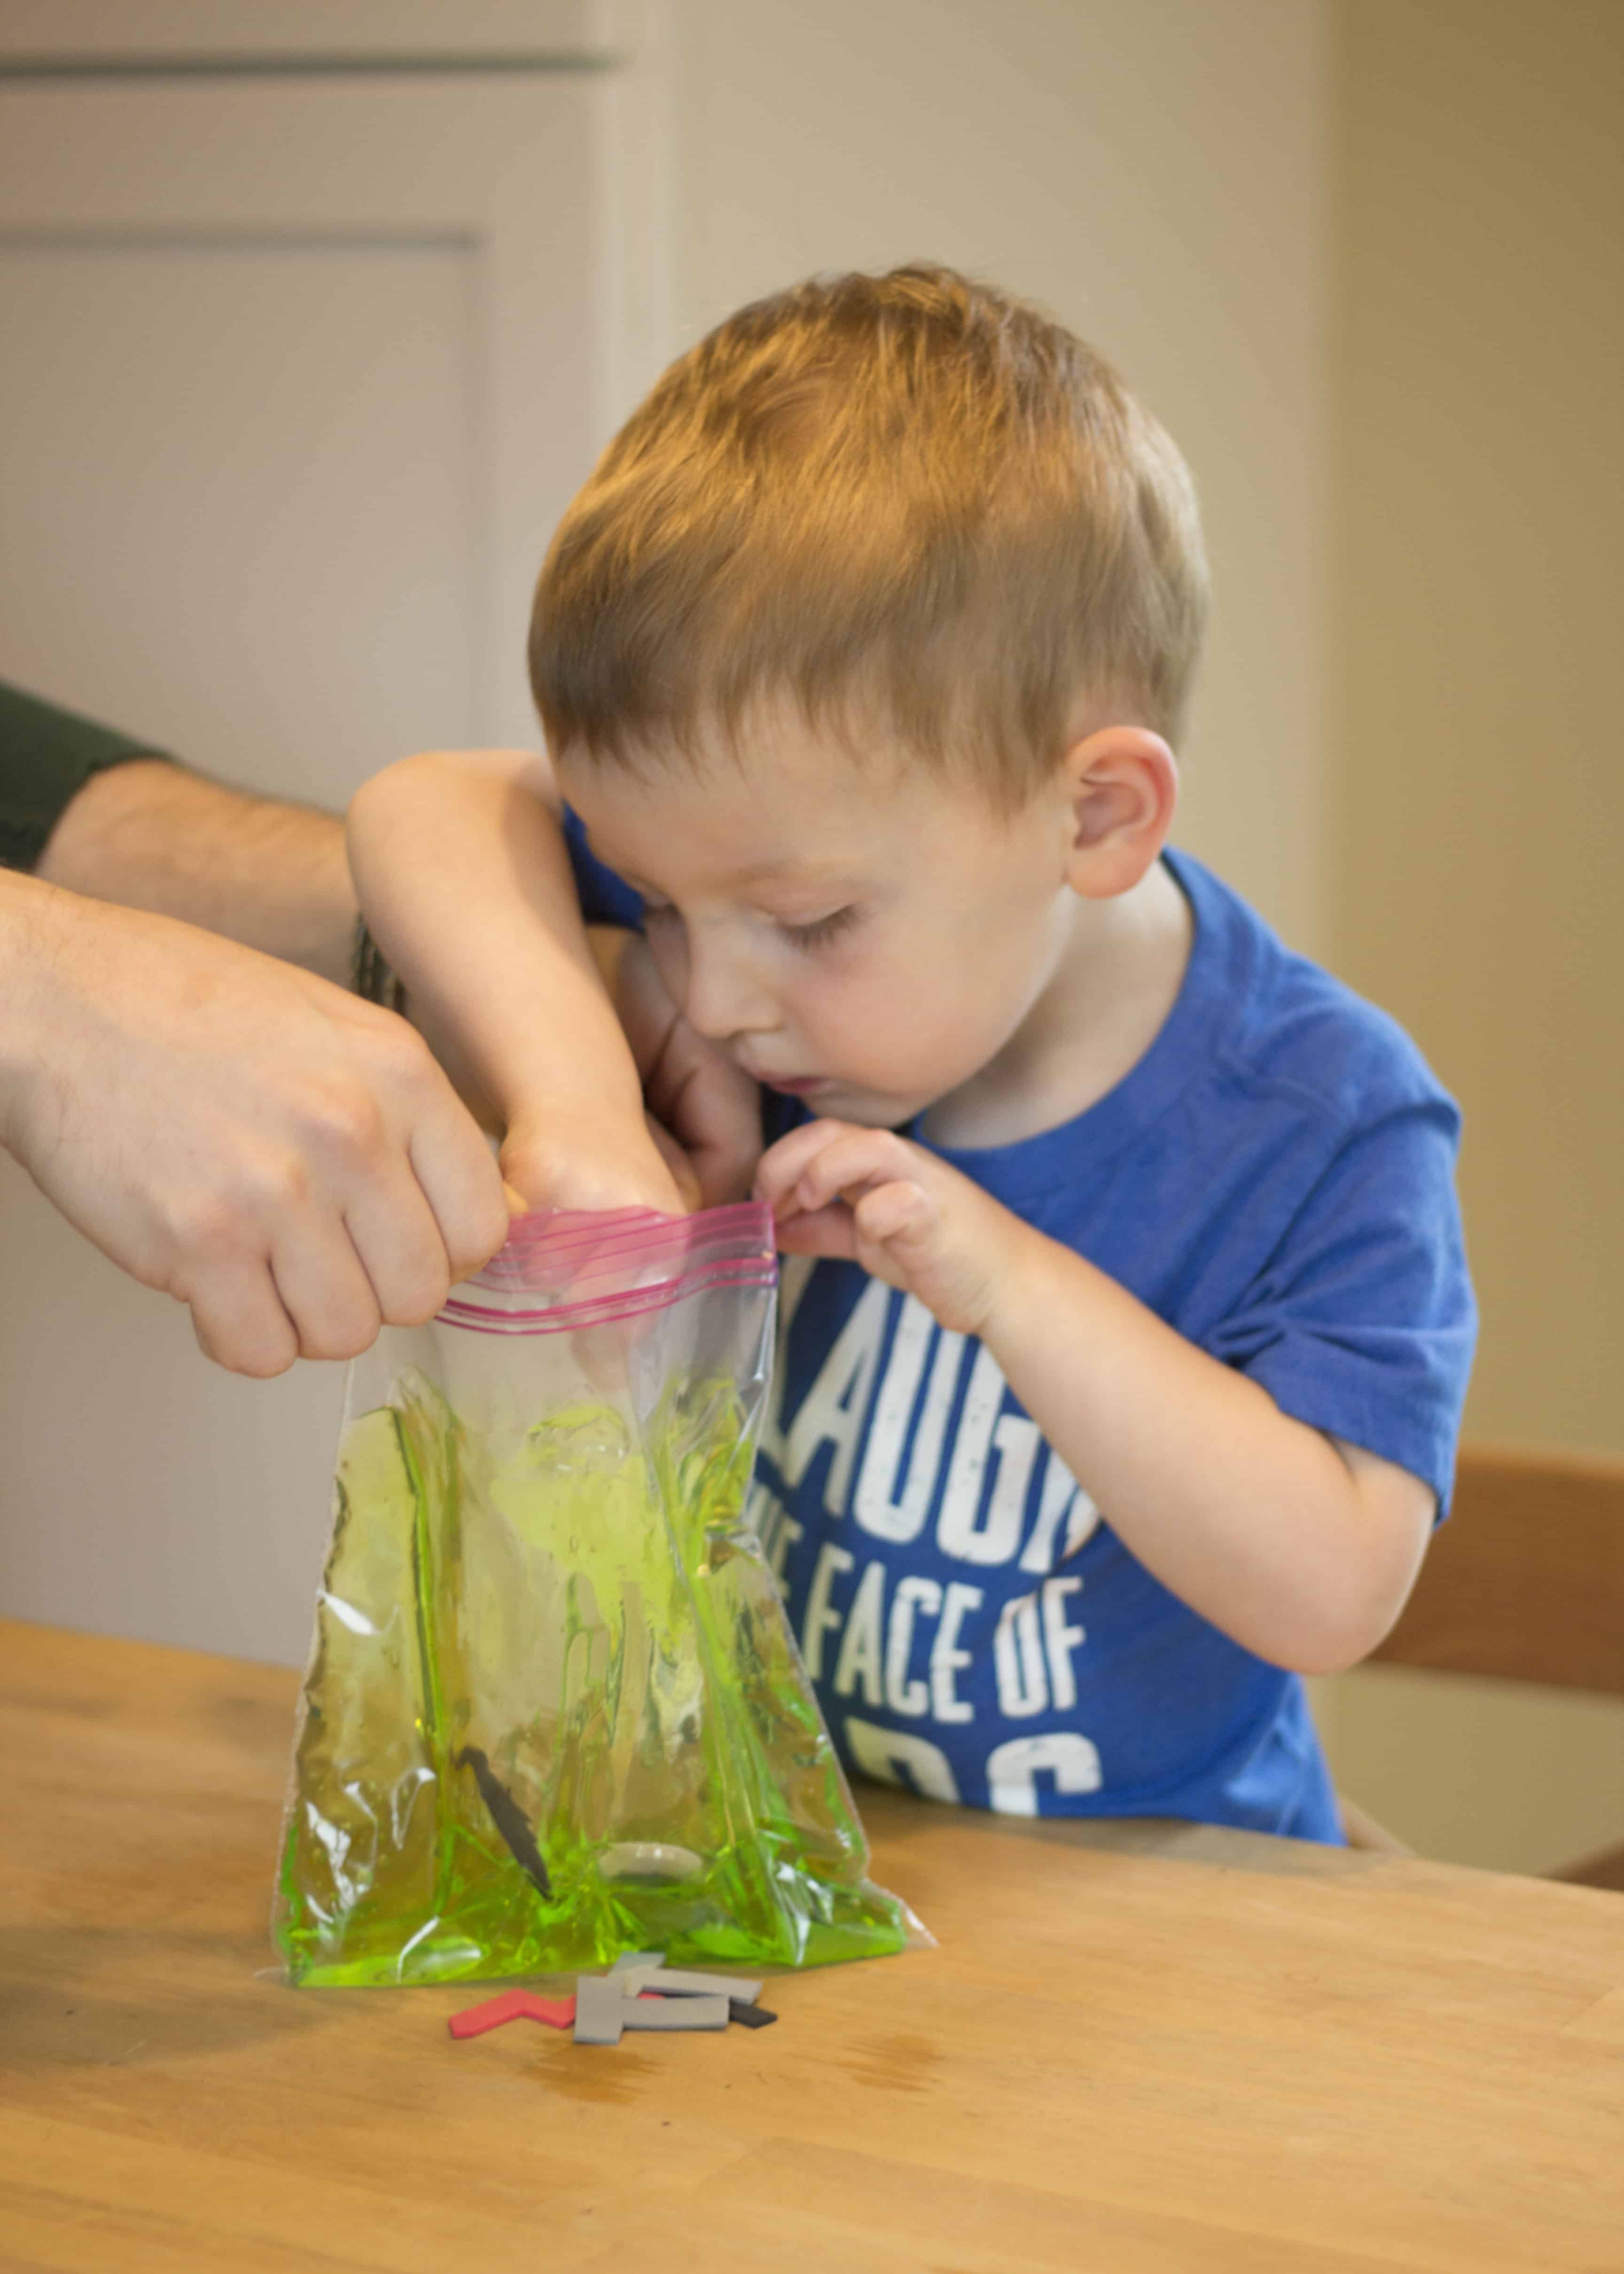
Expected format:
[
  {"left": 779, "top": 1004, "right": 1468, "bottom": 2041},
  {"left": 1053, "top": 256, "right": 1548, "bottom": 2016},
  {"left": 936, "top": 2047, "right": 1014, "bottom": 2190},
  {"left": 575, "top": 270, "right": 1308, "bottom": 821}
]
[{"left": 758, "top": 1074, "right": 830, "bottom": 1098}]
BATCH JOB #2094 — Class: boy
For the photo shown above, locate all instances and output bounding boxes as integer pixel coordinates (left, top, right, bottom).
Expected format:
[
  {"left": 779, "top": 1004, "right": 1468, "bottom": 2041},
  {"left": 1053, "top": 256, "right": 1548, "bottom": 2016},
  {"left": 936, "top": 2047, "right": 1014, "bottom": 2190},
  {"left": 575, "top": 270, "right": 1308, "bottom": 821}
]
[{"left": 349, "top": 266, "right": 1475, "bottom": 1839}]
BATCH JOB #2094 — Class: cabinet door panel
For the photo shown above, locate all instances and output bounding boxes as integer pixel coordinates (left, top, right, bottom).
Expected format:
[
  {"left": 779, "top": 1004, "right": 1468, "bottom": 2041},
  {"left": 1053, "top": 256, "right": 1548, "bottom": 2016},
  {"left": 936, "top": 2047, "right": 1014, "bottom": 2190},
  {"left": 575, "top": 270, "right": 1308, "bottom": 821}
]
[{"left": 2, "top": 236, "right": 478, "bottom": 800}]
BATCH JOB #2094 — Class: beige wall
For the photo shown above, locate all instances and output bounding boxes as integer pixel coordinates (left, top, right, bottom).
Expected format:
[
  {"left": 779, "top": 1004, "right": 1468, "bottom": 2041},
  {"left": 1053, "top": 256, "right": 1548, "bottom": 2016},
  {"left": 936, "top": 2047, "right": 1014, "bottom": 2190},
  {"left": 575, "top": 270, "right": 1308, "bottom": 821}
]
[
  {"left": 669, "top": 0, "right": 1334, "bottom": 954},
  {"left": 1333, "top": 0, "right": 1624, "bottom": 1453},
  {"left": 1314, "top": 0, "right": 1624, "bottom": 1872}
]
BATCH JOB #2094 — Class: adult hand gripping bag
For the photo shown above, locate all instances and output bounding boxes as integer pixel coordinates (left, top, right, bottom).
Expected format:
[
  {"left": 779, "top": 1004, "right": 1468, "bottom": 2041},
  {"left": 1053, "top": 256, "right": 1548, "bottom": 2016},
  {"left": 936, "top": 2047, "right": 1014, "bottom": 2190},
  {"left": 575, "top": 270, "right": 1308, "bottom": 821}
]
[{"left": 274, "top": 1203, "right": 920, "bottom": 1985}]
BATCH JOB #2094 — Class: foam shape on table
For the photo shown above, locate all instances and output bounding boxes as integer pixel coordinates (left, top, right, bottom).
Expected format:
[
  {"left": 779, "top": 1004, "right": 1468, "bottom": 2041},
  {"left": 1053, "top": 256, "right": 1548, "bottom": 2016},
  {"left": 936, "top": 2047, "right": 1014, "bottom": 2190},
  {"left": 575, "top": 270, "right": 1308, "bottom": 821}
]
[
  {"left": 610, "top": 1950, "right": 665, "bottom": 1975},
  {"left": 621, "top": 1992, "right": 730, "bottom": 2032},
  {"left": 623, "top": 1963, "right": 764, "bottom": 2003},
  {"left": 573, "top": 1975, "right": 628, "bottom": 2046},
  {"left": 726, "top": 2000, "right": 778, "bottom": 2030},
  {"left": 448, "top": 1988, "right": 576, "bottom": 2040}
]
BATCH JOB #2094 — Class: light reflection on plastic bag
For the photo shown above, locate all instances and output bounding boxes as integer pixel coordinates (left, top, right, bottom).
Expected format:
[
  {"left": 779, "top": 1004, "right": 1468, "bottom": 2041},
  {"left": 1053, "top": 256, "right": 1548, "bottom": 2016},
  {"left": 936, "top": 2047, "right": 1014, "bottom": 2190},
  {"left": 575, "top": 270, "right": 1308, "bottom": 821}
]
[{"left": 273, "top": 1203, "right": 922, "bottom": 1986}]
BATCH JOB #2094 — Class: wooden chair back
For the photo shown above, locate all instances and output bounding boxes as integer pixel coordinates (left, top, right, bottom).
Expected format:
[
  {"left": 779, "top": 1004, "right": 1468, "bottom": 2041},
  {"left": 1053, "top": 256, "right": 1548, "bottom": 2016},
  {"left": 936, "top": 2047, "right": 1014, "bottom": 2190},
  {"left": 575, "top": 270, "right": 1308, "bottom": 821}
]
[
  {"left": 1356, "top": 1443, "right": 1624, "bottom": 1888},
  {"left": 1370, "top": 1443, "right": 1624, "bottom": 1697}
]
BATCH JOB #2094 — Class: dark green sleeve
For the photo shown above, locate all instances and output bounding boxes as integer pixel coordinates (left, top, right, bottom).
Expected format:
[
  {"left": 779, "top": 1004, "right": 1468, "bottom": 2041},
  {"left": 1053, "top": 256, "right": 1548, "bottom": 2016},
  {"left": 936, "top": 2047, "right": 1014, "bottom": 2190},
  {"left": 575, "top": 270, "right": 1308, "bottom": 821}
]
[{"left": 0, "top": 679, "right": 173, "bottom": 874}]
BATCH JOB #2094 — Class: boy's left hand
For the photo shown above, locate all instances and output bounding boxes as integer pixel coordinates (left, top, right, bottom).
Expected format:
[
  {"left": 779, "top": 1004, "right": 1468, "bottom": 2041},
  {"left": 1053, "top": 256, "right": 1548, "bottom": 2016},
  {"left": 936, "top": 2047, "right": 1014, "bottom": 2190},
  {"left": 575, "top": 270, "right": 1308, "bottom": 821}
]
[{"left": 755, "top": 1119, "right": 1027, "bottom": 1337}]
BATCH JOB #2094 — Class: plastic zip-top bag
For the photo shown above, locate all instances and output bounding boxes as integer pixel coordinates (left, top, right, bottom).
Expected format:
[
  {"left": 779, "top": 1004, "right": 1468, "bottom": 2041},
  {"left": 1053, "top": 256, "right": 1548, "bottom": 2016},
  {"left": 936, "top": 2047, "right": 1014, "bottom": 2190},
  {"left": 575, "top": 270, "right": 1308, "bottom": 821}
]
[{"left": 275, "top": 1202, "right": 919, "bottom": 1986}]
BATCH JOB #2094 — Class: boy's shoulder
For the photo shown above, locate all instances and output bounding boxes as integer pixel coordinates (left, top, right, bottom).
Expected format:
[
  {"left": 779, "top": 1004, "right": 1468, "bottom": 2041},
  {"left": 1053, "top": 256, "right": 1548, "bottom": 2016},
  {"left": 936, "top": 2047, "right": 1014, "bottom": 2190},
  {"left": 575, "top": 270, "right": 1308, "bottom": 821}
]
[{"left": 1166, "top": 848, "right": 1452, "bottom": 1134}]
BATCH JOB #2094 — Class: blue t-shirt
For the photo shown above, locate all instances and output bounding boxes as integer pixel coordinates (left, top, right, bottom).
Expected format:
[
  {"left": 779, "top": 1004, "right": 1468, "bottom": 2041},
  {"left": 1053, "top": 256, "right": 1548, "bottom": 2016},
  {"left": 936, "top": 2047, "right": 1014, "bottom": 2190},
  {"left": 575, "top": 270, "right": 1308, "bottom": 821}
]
[{"left": 566, "top": 816, "right": 1476, "bottom": 1841}]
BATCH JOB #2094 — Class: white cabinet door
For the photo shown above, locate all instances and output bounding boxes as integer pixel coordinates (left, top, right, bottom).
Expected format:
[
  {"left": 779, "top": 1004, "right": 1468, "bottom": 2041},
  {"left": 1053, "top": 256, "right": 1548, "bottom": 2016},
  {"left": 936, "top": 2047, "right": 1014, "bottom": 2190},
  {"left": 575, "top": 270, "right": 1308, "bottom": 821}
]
[{"left": 0, "top": 66, "right": 663, "bottom": 1662}]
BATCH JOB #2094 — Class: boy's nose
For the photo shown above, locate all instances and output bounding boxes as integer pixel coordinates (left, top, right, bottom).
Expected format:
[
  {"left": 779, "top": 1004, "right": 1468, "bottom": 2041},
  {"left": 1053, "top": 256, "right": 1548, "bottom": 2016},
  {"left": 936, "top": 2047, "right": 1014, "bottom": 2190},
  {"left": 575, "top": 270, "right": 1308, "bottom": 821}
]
[{"left": 682, "top": 935, "right": 779, "bottom": 1043}]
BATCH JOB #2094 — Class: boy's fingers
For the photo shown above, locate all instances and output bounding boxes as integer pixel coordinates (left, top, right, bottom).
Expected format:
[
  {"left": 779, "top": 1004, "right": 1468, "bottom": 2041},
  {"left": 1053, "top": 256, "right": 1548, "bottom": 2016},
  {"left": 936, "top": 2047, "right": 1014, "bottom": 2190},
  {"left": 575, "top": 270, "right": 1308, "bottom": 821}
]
[
  {"left": 790, "top": 1130, "right": 911, "bottom": 1216},
  {"left": 852, "top": 1180, "right": 936, "bottom": 1250},
  {"left": 772, "top": 1203, "right": 861, "bottom": 1260},
  {"left": 754, "top": 1118, "right": 854, "bottom": 1208}
]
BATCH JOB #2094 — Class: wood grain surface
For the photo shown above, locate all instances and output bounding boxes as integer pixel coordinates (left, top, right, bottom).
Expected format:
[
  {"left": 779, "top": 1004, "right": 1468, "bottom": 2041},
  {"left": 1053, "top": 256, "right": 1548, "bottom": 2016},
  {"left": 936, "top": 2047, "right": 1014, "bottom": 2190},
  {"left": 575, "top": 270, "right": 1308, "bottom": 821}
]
[{"left": 1, "top": 1616, "right": 1620, "bottom": 2273}]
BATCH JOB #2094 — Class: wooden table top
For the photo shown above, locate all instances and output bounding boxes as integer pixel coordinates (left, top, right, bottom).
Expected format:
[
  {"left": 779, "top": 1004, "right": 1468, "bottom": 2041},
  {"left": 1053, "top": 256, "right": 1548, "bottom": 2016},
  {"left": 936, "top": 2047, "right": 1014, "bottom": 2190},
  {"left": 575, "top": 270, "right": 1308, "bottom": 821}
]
[{"left": 1, "top": 1616, "right": 1620, "bottom": 2273}]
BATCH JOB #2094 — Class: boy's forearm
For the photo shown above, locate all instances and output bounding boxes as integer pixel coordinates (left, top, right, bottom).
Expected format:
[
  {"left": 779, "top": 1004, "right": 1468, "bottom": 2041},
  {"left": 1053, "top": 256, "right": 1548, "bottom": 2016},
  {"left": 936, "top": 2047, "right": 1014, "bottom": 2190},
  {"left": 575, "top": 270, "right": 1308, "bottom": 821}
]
[
  {"left": 346, "top": 749, "right": 690, "bottom": 1211},
  {"left": 983, "top": 1225, "right": 1432, "bottom": 1675},
  {"left": 350, "top": 751, "right": 638, "bottom": 1119}
]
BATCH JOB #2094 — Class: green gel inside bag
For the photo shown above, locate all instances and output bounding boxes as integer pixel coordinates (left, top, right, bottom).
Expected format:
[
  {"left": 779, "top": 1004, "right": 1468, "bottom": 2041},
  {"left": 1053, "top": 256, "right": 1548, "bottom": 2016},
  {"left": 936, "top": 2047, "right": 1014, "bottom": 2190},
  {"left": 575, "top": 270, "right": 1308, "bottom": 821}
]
[{"left": 273, "top": 1205, "right": 917, "bottom": 1986}]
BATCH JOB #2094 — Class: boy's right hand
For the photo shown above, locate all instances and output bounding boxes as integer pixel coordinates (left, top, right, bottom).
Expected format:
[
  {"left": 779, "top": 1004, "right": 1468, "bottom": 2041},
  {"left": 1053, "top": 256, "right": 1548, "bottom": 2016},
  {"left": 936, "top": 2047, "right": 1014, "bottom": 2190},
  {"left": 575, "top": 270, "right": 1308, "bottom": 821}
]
[
  {"left": 513, "top": 927, "right": 761, "bottom": 1214},
  {"left": 499, "top": 1099, "right": 703, "bottom": 1217}
]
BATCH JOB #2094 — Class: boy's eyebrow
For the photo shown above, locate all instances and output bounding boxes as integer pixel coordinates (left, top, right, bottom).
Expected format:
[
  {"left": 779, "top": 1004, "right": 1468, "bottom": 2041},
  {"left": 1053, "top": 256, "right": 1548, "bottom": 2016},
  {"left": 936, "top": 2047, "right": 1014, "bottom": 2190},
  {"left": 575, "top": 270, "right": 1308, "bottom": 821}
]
[
  {"left": 601, "top": 847, "right": 862, "bottom": 896},
  {"left": 721, "top": 857, "right": 859, "bottom": 889}
]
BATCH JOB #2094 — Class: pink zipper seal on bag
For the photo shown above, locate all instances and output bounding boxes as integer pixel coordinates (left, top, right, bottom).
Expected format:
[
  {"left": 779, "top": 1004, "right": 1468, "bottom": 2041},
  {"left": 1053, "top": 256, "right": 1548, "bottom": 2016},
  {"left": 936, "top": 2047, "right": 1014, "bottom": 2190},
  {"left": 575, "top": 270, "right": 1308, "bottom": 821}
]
[{"left": 437, "top": 1202, "right": 778, "bottom": 1337}]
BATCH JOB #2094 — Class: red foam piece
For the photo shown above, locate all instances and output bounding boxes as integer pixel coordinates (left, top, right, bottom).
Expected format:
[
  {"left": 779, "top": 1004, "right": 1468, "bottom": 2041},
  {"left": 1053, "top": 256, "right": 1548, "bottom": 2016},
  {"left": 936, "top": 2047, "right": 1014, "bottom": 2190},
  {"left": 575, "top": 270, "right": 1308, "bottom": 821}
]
[{"left": 448, "top": 1988, "right": 577, "bottom": 2039}]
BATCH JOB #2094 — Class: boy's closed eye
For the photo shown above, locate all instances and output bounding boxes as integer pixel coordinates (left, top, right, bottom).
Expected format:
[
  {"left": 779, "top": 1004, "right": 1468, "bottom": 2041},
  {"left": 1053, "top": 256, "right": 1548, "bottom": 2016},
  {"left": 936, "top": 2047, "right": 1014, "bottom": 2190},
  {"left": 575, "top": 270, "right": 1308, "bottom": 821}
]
[
  {"left": 641, "top": 895, "right": 861, "bottom": 952},
  {"left": 779, "top": 905, "right": 859, "bottom": 951}
]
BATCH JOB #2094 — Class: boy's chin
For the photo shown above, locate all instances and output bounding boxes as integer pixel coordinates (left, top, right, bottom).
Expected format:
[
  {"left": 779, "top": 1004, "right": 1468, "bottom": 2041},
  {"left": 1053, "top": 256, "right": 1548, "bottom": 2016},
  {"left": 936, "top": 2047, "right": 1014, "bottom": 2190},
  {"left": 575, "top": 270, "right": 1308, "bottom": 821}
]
[{"left": 785, "top": 1081, "right": 929, "bottom": 1133}]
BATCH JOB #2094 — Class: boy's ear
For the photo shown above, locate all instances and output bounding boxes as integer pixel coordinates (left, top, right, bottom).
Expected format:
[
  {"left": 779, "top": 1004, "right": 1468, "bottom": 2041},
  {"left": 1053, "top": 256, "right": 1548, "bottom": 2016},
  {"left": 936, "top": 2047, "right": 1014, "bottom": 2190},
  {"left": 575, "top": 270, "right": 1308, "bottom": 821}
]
[{"left": 1057, "top": 725, "right": 1179, "bottom": 899}]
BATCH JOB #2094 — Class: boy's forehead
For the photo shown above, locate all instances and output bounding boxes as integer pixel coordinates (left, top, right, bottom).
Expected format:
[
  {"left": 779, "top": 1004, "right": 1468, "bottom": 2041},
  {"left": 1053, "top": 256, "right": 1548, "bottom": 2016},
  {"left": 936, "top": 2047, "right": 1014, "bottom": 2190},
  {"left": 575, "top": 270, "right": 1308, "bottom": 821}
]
[{"left": 557, "top": 733, "right": 911, "bottom": 888}]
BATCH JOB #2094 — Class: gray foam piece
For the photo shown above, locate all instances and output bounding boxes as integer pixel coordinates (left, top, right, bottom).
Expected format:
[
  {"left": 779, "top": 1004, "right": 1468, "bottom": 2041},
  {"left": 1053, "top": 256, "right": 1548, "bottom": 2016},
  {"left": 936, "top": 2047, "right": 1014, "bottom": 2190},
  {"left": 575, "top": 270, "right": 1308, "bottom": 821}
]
[
  {"left": 610, "top": 1950, "right": 665, "bottom": 1975},
  {"left": 621, "top": 1992, "right": 729, "bottom": 2032},
  {"left": 622, "top": 1963, "right": 764, "bottom": 2003},
  {"left": 573, "top": 1975, "right": 627, "bottom": 2046}
]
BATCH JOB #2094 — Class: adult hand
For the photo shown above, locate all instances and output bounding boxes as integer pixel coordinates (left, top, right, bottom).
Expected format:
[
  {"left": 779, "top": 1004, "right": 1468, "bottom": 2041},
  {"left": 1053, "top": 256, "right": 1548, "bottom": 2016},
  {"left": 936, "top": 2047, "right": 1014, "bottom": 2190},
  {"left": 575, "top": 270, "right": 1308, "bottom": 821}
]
[{"left": 0, "top": 870, "right": 510, "bottom": 1376}]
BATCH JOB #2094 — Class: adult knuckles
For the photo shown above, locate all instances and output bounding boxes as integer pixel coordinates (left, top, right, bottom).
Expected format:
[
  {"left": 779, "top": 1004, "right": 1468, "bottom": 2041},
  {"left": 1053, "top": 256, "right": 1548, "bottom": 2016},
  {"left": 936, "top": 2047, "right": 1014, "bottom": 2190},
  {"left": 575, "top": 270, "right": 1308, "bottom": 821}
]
[
  {"left": 164, "top": 1142, "right": 330, "bottom": 1261},
  {"left": 165, "top": 1187, "right": 274, "bottom": 1265},
  {"left": 359, "top": 1017, "right": 440, "bottom": 1100},
  {"left": 296, "top": 1310, "right": 383, "bottom": 1364},
  {"left": 297, "top": 1084, "right": 391, "bottom": 1170},
  {"left": 379, "top": 1263, "right": 453, "bottom": 1329}
]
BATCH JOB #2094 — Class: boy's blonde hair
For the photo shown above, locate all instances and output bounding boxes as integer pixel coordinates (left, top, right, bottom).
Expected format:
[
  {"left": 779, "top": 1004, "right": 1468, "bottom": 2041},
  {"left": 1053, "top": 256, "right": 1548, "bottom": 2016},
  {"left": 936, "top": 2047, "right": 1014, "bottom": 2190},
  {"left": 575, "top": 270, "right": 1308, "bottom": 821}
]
[{"left": 530, "top": 264, "right": 1207, "bottom": 805}]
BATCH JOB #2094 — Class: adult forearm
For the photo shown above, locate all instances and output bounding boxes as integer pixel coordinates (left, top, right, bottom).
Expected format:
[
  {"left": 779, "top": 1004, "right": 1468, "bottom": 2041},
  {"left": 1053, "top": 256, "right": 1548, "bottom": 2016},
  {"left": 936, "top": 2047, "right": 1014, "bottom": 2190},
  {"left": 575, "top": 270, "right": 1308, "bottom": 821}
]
[
  {"left": 984, "top": 1224, "right": 1430, "bottom": 1673},
  {"left": 35, "top": 759, "right": 356, "bottom": 986},
  {"left": 0, "top": 867, "right": 55, "bottom": 1115}
]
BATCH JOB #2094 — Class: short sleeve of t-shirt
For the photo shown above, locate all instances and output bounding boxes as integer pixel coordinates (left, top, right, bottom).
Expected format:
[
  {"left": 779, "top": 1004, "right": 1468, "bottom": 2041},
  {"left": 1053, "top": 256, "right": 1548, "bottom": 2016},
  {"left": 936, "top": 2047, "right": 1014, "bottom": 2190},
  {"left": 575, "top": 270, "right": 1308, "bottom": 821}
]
[
  {"left": 1202, "top": 1091, "right": 1473, "bottom": 1510},
  {"left": 0, "top": 680, "right": 172, "bottom": 873},
  {"left": 563, "top": 806, "right": 645, "bottom": 931}
]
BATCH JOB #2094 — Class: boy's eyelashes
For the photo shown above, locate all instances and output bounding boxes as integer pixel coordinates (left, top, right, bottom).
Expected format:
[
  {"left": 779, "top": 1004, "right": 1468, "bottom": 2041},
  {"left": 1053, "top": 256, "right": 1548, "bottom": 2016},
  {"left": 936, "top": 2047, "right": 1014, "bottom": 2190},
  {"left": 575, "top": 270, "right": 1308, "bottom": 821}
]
[
  {"left": 639, "top": 898, "right": 860, "bottom": 951},
  {"left": 780, "top": 905, "right": 859, "bottom": 951}
]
